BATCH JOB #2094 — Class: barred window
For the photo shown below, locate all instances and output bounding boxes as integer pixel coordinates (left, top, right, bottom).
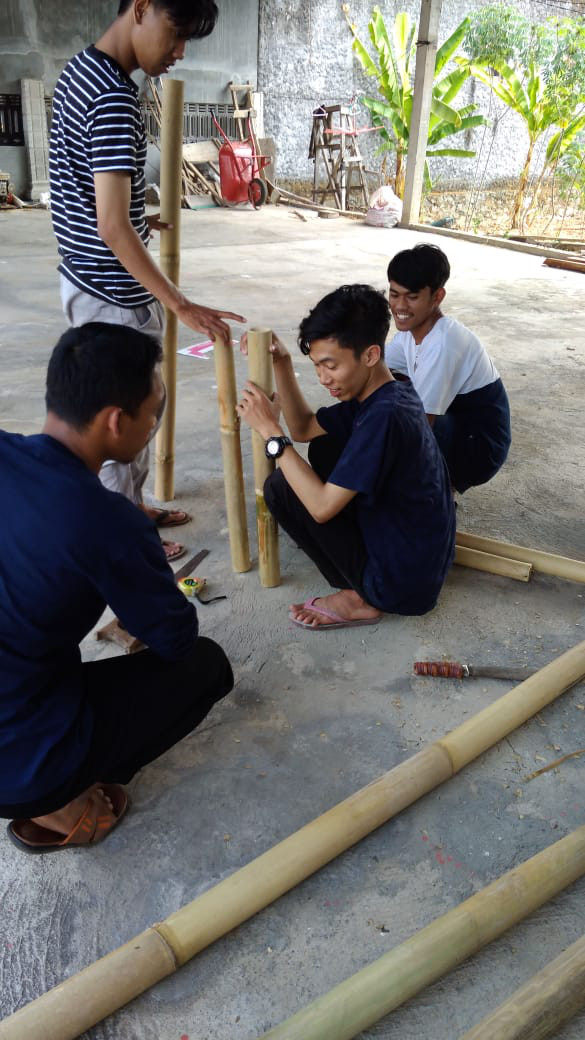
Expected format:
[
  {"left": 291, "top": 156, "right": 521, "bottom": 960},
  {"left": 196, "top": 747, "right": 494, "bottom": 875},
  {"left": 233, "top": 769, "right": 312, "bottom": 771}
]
[{"left": 0, "top": 95, "right": 24, "bottom": 146}]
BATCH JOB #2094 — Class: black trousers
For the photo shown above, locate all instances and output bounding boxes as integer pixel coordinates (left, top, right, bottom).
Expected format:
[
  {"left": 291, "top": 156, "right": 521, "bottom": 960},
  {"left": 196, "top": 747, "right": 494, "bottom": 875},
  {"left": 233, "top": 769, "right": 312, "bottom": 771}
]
[
  {"left": 0, "top": 636, "right": 233, "bottom": 819},
  {"left": 264, "top": 435, "right": 369, "bottom": 598}
]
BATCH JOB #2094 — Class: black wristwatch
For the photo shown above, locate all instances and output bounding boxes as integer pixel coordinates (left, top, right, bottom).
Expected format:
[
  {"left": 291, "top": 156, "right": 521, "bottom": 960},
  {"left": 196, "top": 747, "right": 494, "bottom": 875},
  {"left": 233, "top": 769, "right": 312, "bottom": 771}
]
[{"left": 265, "top": 435, "right": 293, "bottom": 459}]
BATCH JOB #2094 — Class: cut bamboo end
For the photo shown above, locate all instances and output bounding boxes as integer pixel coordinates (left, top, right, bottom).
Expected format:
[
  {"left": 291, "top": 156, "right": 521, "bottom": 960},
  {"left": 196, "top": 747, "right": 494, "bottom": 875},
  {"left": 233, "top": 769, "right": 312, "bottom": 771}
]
[
  {"left": 459, "top": 932, "right": 585, "bottom": 1040},
  {"left": 456, "top": 531, "right": 585, "bottom": 584},
  {"left": 247, "top": 327, "right": 280, "bottom": 587},
  {"left": 454, "top": 544, "right": 532, "bottom": 582},
  {"left": 154, "top": 80, "right": 184, "bottom": 503},
  {"left": 213, "top": 336, "right": 251, "bottom": 573},
  {"left": 259, "top": 826, "right": 585, "bottom": 1040}
]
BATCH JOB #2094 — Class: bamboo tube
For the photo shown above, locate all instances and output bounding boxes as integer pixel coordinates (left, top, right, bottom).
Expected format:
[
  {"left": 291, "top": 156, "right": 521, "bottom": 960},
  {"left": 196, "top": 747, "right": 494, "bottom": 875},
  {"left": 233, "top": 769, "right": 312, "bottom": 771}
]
[
  {"left": 154, "top": 78, "right": 184, "bottom": 502},
  {"left": 213, "top": 334, "right": 251, "bottom": 572},
  {"left": 259, "top": 827, "right": 585, "bottom": 1040},
  {"left": 247, "top": 327, "right": 280, "bottom": 587},
  {"left": 459, "top": 932, "right": 585, "bottom": 1040},
  {"left": 454, "top": 545, "right": 532, "bottom": 582},
  {"left": 2, "top": 641, "right": 584, "bottom": 1040},
  {"left": 456, "top": 531, "right": 585, "bottom": 584}
]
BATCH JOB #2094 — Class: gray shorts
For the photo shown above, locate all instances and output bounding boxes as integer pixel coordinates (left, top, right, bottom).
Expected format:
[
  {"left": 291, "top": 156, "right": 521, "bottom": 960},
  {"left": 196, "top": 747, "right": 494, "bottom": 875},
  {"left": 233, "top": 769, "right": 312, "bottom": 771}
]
[{"left": 60, "top": 275, "right": 166, "bottom": 504}]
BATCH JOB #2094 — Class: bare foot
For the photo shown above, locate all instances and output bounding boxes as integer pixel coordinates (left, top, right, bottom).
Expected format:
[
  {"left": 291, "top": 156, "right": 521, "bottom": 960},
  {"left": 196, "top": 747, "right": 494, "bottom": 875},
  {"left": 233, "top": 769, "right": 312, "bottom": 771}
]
[
  {"left": 31, "top": 783, "right": 113, "bottom": 838},
  {"left": 289, "top": 589, "right": 382, "bottom": 628}
]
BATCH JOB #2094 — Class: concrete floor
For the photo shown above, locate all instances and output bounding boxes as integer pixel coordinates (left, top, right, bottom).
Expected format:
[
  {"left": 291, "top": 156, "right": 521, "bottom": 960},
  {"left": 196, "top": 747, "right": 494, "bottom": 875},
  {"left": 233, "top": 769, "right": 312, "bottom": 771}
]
[{"left": 1, "top": 204, "right": 585, "bottom": 1040}]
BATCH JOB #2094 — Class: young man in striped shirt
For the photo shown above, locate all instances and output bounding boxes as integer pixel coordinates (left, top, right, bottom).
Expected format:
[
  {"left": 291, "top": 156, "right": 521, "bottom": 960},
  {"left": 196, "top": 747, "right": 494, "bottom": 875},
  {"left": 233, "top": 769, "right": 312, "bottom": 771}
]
[{"left": 50, "top": 0, "right": 245, "bottom": 559}]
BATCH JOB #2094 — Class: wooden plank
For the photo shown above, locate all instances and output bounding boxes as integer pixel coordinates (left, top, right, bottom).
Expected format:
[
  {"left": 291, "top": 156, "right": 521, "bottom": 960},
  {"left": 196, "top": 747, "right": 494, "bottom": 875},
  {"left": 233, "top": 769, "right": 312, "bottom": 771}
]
[{"left": 182, "top": 140, "right": 220, "bottom": 164}]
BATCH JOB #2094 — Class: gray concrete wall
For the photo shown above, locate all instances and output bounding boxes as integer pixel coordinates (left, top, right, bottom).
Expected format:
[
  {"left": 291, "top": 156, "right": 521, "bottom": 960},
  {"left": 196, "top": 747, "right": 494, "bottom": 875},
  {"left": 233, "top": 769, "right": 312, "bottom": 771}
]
[{"left": 257, "top": 0, "right": 583, "bottom": 189}]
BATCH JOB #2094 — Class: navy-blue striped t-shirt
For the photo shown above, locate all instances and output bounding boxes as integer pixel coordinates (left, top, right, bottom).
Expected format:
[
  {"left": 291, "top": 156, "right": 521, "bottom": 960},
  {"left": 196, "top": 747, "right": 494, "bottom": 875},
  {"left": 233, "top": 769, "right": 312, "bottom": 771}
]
[{"left": 49, "top": 45, "right": 153, "bottom": 308}]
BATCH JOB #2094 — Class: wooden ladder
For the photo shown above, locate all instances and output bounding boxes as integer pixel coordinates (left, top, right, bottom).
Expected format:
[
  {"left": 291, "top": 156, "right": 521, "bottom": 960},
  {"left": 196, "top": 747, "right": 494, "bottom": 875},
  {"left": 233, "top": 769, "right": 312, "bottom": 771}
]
[{"left": 309, "top": 105, "right": 369, "bottom": 211}]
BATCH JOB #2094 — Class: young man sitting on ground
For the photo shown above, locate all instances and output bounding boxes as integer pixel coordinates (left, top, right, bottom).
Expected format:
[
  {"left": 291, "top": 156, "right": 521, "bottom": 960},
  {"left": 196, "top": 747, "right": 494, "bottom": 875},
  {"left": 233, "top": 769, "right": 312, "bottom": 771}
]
[
  {"left": 385, "top": 243, "right": 511, "bottom": 494},
  {"left": 237, "top": 284, "right": 455, "bottom": 630},
  {"left": 0, "top": 324, "right": 233, "bottom": 852}
]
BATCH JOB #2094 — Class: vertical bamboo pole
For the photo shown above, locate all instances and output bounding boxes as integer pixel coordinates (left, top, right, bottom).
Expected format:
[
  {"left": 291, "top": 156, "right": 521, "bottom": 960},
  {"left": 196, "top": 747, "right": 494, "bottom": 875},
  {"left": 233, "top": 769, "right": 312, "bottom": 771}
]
[
  {"left": 258, "top": 828, "right": 585, "bottom": 1040},
  {"left": 2, "top": 640, "right": 584, "bottom": 1040},
  {"left": 247, "top": 327, "right": 280, "bottom": 587},
  {"left": 154, "top": 78, "right": 184, "bottom": 502},
  {"left": 213, "top": 335, "right": 251, "bottom": 572},
  {"left": 459, "top": 932, "right": 585, "bottom": 1040}
]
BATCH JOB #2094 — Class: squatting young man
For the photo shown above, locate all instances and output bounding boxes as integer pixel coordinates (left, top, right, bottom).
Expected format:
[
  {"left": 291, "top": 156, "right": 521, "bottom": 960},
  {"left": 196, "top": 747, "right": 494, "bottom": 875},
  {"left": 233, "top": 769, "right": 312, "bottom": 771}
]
[
  {"left": 385, "top": 243, "right": 511, "bottom": 493},
  {"left": 237, "top": 284, "right": 456, "bottom": 631},
  {"left": 0, "top": 324, "right": 232, "bottom": 853}
]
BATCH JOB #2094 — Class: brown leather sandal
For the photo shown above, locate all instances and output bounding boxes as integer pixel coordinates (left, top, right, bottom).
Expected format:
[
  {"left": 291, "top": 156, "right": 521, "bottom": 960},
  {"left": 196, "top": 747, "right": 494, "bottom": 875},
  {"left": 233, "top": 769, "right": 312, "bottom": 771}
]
[{"left": 7, "top": 784, "right": 129, "bottom": 854}]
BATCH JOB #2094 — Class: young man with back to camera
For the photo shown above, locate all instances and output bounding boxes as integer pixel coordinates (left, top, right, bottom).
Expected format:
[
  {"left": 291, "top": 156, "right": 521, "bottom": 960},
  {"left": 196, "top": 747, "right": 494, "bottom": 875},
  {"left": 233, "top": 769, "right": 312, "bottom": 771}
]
[
  {"left": 0, "top": 324, "right": 233, "bottom": 853},
  {"left": 385, "top": 243, "right": 511, "bottom": 494},
  {"left": 237, "top": 284, "right": 455, "bottom": 631},
  {"left": 49, "top": 0, "right": 245, "bottom": 559}
]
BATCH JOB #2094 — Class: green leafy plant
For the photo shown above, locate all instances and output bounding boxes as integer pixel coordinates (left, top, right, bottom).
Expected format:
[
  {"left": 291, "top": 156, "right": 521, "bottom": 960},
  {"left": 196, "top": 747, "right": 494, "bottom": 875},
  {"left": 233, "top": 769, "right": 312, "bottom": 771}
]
[
  {"left": 461, "top": 5, "right": 585, "bottom": 228},
  {"left": 556, "top": 132, "right": 585, "bottom": 209},
  {"left": 343, "top": 6, "right": 485, "bottom": 197}
]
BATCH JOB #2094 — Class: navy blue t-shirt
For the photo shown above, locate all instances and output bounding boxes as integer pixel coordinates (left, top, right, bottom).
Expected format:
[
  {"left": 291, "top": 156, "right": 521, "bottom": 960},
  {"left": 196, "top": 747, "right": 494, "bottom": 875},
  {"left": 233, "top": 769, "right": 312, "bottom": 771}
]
[
  {"left": 0, "top": 431, "right": 198, "bottom": 804},
  {"left": 316, "top": 381, "right": 455, "bottom": 614}
]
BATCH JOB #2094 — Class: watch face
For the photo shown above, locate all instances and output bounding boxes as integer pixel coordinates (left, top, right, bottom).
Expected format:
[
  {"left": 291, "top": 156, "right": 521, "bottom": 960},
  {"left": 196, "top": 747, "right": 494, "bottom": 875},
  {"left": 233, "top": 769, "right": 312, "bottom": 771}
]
[{"left": 266, "top": 438, "right": 279, "bottom": 456}]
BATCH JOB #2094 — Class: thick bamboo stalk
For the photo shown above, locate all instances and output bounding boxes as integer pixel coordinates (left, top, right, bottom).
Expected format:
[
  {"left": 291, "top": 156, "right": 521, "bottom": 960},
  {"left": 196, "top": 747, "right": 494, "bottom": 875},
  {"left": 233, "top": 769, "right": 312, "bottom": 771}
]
[
  {"left": 247, "top": 327, "right": 280, "bottom": 587},
  {"left": 2, "top": 640, "right": 584, "bottom": 1040},
  {"left": 459, "top": 932, "right": 585, "bottom": 1040},
  {"left": 259, "top": 827, "right": 585, "bottom": 1040},
  {"left": 154, "top": 78, "right": 184, "bottom": 502},
  {"left": 213, "top": 335, "right": 251, "bottom": 572},
  {"left": 454, "top": 544, "right": 532, "bottom": 582},
  {"left": 456, "top": 531, "right": 585, "bottom": 584}
]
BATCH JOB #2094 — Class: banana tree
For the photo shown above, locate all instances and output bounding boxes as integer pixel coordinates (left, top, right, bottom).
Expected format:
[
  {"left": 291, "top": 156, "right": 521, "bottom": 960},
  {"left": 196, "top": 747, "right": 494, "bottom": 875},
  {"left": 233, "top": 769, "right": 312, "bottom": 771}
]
[
  {"left": 461, "top": 6, "right": 585, "bottom": 229},
  {"left": 464, "top": 59, "right": 584, "bottom": 228},
  {"left": 344, "top": 7, "right": 485, "bottom": 197}
]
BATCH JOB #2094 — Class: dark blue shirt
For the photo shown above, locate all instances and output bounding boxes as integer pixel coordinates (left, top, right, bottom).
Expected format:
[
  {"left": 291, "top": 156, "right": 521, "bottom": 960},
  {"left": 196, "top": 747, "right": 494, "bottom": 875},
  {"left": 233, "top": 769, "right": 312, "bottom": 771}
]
[
  {"left": 316, "top": 381, "right": 455, "bottom": 614},
  {"left": 0, "top": 432, "right": 198, "bottom": 804}
]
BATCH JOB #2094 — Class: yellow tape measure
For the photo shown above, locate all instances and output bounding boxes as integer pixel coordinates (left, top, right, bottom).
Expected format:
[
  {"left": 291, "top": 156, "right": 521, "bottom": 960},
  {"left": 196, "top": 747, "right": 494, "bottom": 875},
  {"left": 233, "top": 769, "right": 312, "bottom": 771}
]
[{"left": 178, "top": 576, "right": 207, "bottom": 597}]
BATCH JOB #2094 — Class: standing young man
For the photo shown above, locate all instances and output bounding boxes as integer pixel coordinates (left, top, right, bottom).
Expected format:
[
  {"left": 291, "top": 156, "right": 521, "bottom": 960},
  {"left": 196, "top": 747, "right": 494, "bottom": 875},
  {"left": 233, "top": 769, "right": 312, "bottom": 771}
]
[
  {"left": 49, "top": 0, "right": 245, "bottom": 557},
  {"left": 237, "top": 285, "right": 455, "bottom": 630},
  {"left": 385, "top": 243, "right": 511, "bottom": 493},
  {"left": 0, "top": 324, "right": 233, "bottom": 853}
]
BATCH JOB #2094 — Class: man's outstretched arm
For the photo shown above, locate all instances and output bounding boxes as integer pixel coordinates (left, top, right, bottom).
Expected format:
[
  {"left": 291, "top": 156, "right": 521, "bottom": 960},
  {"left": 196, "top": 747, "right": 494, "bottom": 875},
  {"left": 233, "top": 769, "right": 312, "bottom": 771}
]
[
  {"left": 237, "top": 380, "right": 356, "bottom": 524},
  {"left": 242, "top": 331, "right": 323, "bottom": 442},
  {"left": 95, "top": 171, "right": 245, "bottom": 342}
]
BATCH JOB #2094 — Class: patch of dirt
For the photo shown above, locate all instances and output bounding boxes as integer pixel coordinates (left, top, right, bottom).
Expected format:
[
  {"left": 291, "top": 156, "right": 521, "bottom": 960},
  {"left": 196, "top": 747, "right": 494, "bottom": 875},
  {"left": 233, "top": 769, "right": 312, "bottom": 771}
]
[{"left": 278, "top": 178, "right": 585, "bottom": 250}]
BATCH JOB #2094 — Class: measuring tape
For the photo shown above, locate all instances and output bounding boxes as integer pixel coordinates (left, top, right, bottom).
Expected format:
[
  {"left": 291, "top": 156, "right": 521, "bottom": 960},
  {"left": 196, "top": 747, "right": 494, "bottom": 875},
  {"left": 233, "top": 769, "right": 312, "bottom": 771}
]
[{"left": 178, "top": 576, "right": 207, "bottom": 597}]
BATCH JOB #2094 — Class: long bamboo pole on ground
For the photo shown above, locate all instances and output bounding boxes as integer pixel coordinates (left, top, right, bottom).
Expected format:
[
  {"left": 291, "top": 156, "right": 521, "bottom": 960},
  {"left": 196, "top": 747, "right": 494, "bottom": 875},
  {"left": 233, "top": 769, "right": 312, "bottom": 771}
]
[
  {"left": 454, "top": 545, "right": 532, "bottom": 582},
  {"left": 258, "top": 826, "right": 585, "bottom": 1040},
  {"left": 459, "top": 932, "right": 585, "bottom": 1040},
  {"left": 213, "top": 334, "right": 251, "bottom": 572},
  {"left": 2, "top": 641, "right": 585, "bottom": 1040},
  {"left": 154, "top": 78, "right": 184, "bottom": 502},
  {"left": 247, "top": 327, "right": 280, "bottom": 587},
  {"left": 456, "top": 531, "right": 585, "bottom": 584}
]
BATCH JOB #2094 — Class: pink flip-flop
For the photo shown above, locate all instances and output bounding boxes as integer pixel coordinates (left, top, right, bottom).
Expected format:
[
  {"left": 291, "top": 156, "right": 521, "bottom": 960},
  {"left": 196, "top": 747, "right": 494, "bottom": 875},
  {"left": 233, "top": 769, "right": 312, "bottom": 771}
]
[{"left": 289, "top": 596, "right": 382, "bottom": 631}]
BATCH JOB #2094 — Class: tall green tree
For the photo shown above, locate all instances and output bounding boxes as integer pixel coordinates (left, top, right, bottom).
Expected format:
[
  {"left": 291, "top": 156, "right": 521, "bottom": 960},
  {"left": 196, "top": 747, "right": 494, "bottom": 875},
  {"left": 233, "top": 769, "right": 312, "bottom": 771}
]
[
  {"left": 344, "top": 6, "right": 485, "bottom": 198},
  {"left": 462, "top": 5, "right": 585, "bottom": 228}
]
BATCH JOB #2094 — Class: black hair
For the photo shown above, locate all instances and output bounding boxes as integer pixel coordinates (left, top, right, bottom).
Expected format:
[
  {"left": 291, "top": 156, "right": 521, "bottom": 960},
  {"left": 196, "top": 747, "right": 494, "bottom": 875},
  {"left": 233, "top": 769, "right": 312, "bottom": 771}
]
[
  {"left": 46, "top": 323, "right": 162, "bottom": 430},
  {"left": 298, "top": 284, "right": 390, "bottom": 360},
  {"left": 387, "top": 243, "right": 450, "bottom": 294},
  {"left": 117, "top": 0, "right": 218, "bottom": 38}
]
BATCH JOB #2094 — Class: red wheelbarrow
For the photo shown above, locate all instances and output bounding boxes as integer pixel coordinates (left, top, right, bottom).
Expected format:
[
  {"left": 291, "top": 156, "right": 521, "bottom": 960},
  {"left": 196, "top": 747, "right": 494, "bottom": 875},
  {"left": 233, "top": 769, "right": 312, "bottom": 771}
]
[{"left": 212, "top": 111, "right": 271, "bottom": 208}]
